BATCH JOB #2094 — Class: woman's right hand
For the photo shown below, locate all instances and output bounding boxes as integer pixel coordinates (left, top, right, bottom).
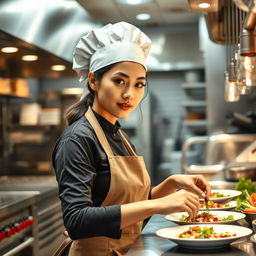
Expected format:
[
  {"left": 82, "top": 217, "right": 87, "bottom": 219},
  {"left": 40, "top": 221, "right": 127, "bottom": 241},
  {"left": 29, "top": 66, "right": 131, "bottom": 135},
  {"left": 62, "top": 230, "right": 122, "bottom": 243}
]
[{"left": 155, "top": 189, "right": 200, "bottom": 220}]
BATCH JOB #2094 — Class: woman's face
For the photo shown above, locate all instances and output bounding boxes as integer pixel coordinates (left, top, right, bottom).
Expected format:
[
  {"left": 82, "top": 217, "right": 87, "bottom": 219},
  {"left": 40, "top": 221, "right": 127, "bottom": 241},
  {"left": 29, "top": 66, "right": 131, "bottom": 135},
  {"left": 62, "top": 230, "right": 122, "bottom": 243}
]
[{"left": 90, "top": 61, "right": 147, "bottom": 124}]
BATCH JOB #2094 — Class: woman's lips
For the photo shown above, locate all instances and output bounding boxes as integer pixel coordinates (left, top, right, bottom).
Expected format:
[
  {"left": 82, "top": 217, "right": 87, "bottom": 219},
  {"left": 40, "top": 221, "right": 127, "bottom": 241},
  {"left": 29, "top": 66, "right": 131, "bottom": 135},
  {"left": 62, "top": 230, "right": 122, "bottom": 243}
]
[{"left": 117, "top": 103, "right": 132, "bottom": 110}]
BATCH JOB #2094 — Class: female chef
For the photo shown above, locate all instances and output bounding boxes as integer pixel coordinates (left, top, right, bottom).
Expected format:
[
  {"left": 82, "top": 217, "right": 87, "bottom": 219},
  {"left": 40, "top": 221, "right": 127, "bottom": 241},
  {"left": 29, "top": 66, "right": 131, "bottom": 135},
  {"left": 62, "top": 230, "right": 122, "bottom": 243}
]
[{"left": 52, "top": 21, "right": 211, "bottom": 256}]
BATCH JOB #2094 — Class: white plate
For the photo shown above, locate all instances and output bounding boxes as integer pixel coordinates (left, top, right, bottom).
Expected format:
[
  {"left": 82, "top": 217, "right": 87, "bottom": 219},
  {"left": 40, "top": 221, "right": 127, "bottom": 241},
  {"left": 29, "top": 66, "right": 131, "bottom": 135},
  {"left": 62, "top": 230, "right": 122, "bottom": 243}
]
[
  {"left": 207, "top": 189, "right": 241, "bottom": 203},
  {"left": 165, "top": 210, "right": 245, "bottom": 225},
  {"left": 156, "top": 224, "right": 252, "bottom": 249},
  {"left": 200, "top": 200, "right": 237, "bottom": 211}
]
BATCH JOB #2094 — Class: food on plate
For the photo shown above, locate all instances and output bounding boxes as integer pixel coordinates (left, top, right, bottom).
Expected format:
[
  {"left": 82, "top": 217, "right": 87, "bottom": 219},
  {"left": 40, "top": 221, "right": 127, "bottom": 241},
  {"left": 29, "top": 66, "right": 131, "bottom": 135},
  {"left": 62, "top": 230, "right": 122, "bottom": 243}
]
[
  {"left": 210, "top": 191, "right": 230, "bottom": 198},
  {"left": 200, "top": 200, "right": 230, "bottom": 209},
  {"left": 179, "top": 212, "right": 234, "bottom": 223},
  {"left": 177, "top": 226, "right": 236, "bottom": 239}
]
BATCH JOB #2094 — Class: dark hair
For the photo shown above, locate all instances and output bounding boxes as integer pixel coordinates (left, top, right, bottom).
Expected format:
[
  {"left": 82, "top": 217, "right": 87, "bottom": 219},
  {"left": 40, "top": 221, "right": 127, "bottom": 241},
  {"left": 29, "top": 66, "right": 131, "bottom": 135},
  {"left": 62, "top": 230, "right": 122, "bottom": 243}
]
[{"left": 65, "top": 63, "right": 116, "bottom": 125}]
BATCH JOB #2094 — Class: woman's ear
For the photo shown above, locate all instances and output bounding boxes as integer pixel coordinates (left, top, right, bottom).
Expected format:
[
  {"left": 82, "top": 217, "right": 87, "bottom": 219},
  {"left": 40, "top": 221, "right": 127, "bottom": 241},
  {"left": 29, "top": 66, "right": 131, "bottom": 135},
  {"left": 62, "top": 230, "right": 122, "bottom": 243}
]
[{"left": 88, "top": 72, "right": 98, "bottom": 91}]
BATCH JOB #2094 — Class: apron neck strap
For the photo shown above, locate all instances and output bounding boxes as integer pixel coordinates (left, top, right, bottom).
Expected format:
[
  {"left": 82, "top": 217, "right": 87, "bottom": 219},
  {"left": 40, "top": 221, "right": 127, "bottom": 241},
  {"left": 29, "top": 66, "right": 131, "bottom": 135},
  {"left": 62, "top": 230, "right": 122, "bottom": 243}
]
[
  {"left": 118, "top": 130, "right": 137, "bottom": 156},
  {"left": 85, "top": 107, "right": 114, "bottom": 156}
]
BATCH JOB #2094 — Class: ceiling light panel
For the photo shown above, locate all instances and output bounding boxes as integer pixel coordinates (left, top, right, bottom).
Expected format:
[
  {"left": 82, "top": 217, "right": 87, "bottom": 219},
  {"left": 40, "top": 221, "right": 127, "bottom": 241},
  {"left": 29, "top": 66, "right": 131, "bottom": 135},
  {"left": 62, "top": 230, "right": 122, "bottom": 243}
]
[
  {"left": 1, "top": 46, "right": 19, "bottom": 53},
  {"left": 136, "top": 13, "right": 151, "bottom": 20},
  {"left": 51, "top": 64, "right": 66, "bottom": 71},
  {"left": 22, "top": 55, "right": 38, "bottom": 61},
  {"left": 188, "top": 0, "right": 219, "bottom": 12},
  {"left": 118, "top": 3, "right": 163, "bottom": 24}
]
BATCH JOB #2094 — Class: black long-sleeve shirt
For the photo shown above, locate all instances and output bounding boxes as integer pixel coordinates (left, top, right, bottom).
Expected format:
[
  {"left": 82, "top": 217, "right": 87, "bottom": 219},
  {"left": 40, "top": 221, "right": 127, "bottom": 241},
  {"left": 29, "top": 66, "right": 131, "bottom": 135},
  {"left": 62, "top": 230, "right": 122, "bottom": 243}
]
[{"left": 52, "top": 110, "right": 137, "bottom": 240}]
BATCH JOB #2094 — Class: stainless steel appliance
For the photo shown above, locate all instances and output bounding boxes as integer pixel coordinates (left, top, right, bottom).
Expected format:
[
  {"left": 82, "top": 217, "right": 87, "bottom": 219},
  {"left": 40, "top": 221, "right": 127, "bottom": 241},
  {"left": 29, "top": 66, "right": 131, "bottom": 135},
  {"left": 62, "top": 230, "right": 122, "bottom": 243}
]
[
  {"left": 181, "top": 133, "right": 256, "bottom": 180},
  {"left": 224, "top": 139, "right": 256, "bottom": 181},
  {"left": 0, "top": 191, "right": 36, "bottom": 256},
  {"left": 0, "top": 176, "right": 64, "bottom": 256}
]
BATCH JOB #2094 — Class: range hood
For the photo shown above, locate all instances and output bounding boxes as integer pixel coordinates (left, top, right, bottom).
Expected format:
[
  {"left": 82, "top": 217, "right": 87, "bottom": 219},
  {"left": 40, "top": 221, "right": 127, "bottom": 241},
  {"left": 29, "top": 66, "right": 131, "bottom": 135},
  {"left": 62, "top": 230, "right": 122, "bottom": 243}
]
[
  {"left": 0, "top": 0, "right": 100, "bottom": 62},
  {"left": 0, "top": 0, "right": 101, "bottom": 78},
  {"left": 0, "top": 0, "right": 204, "bottom": 77}
]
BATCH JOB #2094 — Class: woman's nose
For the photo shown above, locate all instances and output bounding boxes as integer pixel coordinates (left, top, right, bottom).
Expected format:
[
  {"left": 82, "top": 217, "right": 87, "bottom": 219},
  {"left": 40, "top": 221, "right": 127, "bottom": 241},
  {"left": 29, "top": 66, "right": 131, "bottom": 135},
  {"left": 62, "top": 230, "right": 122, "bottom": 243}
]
[{"left": 122, "top": 86, "right": 134, "bottom": 99}]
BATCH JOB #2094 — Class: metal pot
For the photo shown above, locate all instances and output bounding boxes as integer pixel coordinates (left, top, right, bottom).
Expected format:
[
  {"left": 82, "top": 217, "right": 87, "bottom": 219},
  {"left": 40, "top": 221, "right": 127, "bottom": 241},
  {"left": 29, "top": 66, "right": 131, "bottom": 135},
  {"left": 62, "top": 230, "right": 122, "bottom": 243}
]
[{"left": 224, "top": 163, "right": 256, "bottom": 181}]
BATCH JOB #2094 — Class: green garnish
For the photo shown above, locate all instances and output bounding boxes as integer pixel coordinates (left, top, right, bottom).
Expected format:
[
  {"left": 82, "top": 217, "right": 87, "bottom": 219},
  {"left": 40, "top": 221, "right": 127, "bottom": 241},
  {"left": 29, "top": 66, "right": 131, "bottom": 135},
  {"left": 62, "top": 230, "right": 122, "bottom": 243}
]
[
  {"left": 235, "top": 177, "right": 256, "bottom": 211},
  {"left": 180, "top": 215, "right": 188, "bottom": 222},
  {"left": 222, "top": 215, "right": 234, "bottom": 221}
]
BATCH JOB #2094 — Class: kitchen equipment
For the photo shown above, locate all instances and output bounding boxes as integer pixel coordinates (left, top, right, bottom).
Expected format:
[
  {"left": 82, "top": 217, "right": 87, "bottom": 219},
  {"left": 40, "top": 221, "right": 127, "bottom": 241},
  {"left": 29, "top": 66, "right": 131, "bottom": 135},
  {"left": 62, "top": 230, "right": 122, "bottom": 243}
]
[
  {"left": 223, "top": 139, "right": 256, "bottom": 181},
  {"left": 243, "top": 211, "right": 256, "bottom": 226},
  {"left": 226, "top": 111, "right": 256, "bottom": 132},
  {"left": 0, "top": 176, "right": 64, "bottom": 256},
  {"left": 224, "top": 164, "right": 256, "bottom": 181},
  {"left": 182, "top": 133, "right": 256, "bottom": 179},
  {"left": 0, "top": 191, "right": 36, "bottom": 256}
]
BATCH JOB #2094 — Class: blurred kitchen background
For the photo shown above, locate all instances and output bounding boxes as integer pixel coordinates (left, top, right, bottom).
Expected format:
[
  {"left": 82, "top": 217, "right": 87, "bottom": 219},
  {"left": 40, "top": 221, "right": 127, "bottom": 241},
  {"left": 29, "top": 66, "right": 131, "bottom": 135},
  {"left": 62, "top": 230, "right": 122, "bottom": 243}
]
[{"left": 1, "top": 0, "right": 256, "bottom": 255}]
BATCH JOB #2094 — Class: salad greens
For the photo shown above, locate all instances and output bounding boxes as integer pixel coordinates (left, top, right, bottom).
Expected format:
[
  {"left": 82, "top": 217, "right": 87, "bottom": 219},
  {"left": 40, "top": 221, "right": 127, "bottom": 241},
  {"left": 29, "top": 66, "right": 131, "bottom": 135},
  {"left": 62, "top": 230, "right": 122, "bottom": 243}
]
[{"left": 235, "top": 177, "right": 256, "bottom": 211}]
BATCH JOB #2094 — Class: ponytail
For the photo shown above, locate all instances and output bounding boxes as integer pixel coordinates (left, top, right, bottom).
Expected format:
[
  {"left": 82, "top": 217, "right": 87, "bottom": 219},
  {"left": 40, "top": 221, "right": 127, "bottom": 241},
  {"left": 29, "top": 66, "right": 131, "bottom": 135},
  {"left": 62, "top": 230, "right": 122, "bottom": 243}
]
[
  {"left": 65, "top": 63, "right": 116, "bottom": 125},
  {"left": 65, "top": 87, "right": 94, "bottom": 125}
]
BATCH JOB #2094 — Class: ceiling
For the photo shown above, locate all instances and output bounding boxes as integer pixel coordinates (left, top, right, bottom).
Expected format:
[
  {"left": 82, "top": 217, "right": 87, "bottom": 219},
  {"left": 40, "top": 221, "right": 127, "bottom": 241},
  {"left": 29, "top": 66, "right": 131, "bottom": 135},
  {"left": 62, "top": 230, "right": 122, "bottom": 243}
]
[{"left": 76, "top": 0, "right": 200, "bottom": 26}]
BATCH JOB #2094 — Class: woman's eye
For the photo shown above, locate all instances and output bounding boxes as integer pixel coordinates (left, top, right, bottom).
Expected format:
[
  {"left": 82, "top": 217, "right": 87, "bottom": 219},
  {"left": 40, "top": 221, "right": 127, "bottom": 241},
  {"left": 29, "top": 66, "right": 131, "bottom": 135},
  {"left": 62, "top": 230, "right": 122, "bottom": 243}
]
[
  {"left": 136, "top": 82, "right": 146, "bottom": 88},
  {"left": 114, "top": 78, "right": 125, "bottom": 85}
]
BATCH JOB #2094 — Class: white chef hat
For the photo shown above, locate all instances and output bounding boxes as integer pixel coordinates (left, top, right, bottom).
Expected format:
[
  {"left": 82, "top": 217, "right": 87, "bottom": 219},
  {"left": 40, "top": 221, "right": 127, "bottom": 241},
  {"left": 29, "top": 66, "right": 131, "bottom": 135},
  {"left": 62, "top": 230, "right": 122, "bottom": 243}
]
[{"left": 73, "top": 21, "right": 152, "bottom": 83}]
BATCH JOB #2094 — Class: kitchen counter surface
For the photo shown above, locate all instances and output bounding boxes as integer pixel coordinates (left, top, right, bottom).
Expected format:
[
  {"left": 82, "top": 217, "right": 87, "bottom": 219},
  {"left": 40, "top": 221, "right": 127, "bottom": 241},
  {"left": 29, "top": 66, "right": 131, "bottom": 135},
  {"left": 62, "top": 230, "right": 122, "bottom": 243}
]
[
  {"left": 127, "top": 214, "right": 256, "bottom": 256},
  {"left": 0, "top": 175, "right": 58, "bottom": 218}
]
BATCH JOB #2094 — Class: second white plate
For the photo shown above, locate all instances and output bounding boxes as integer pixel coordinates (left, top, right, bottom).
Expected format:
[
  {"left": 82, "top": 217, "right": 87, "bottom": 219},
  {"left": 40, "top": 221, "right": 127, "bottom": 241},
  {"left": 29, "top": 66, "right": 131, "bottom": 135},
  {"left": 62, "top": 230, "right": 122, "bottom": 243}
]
[
  {"left": 208, "top": 189, "right": 241, "bottom": 203},
  {"left": 165, "top": 210, "right": 245, "bottom": 225}
]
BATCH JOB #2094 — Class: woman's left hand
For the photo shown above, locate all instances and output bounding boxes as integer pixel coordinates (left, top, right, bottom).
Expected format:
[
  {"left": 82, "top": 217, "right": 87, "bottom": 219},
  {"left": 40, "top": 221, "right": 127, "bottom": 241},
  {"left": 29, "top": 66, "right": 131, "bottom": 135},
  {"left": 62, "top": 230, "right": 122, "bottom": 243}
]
[{"left": 171, "top": 174, "right": 211, "bottom": 200}]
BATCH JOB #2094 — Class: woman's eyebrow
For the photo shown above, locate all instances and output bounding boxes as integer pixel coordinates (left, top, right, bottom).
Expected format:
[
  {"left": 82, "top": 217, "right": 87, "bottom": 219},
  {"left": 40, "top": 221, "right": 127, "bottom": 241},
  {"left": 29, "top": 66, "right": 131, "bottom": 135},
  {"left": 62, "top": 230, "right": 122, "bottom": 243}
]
[{"left": 113, "top": 72, "right": 146, "bottom": 80}]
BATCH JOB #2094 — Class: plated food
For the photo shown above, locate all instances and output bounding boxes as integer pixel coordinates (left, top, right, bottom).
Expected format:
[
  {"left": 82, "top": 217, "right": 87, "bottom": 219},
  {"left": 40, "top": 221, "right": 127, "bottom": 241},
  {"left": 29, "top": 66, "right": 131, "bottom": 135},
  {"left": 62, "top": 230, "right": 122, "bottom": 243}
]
[
  {"left": 165, "top": 210, "right": 245, "bottom": 225},
  {"left": 156, "top": 224, "right": 252, "bottom": 249},
  {"left": 200, "top": 200, "right": 237, "bottom": 210},
  {"left": 205, "top": 189, "right": 241, "bottom": 203},
  {"left": 210, "top": 191, "right": 229, "bottom": 198},
  {"left": 200, "top": 200, "right": 237, "bottom": 211},
  {"left": 179, "top": 212, "right": 234, "bottom": 223},
  {"left": 177, "top": 225, "right": 236, "bottom": 239}
]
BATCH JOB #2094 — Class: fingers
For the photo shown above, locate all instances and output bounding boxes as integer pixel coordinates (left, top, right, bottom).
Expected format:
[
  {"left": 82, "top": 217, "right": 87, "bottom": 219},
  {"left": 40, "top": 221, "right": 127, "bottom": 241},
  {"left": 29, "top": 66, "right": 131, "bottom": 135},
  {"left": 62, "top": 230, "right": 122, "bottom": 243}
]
[
  {"left": 177, "top": 190, "right": 200, "bottom": 220},
  {"left": 185, "top": 198, "right": 199, "bottom": 220},
  {"left": 193, "top": 175, "right": 212, "bottom": 200},
  {"left": 189, "top": 183, "right": 206, "bottom": 199}
]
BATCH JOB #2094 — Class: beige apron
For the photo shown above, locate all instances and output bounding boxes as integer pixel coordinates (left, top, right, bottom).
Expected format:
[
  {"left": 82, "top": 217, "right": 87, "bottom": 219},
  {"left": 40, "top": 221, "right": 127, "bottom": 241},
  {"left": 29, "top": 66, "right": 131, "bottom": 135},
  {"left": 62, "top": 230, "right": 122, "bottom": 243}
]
[{"left": 68, "top": 108, "right": 150, "bottom": 256}]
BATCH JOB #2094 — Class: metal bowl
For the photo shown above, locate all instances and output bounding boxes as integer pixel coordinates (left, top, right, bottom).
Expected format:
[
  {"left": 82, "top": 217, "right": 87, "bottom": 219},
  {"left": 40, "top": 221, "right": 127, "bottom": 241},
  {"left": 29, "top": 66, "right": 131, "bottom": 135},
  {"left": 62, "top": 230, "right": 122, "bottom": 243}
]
[{"left": 224, "top": 165, "right": 256, "bottom": 181}]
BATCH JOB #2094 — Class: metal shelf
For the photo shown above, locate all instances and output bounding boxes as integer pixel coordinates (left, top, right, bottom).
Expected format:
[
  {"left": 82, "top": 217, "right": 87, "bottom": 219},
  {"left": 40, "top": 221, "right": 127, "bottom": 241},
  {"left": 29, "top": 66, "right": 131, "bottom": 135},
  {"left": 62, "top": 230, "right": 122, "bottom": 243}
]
[
  {"left": 182, "top": 100, "right": 206, "bottom": 107},
  {"left": 183, "top": 119, "right": 208, "bottom": 127},
  {"left": 181, "top": 82, "right": 206, "bottom": 89},
  {"left": 0, "top": 94, "right": 31, "bottom": 100}
]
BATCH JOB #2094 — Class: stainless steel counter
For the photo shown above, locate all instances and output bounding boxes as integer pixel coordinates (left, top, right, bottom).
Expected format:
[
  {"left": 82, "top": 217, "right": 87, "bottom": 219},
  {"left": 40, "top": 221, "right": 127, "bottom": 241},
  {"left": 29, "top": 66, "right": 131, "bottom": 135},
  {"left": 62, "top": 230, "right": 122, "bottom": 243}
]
[
  {"left": 127, "top": 214, "right": 256, "bottom": 256},
  {"left": 0, "top": 175, "right": 58, "bottom": 218}
]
